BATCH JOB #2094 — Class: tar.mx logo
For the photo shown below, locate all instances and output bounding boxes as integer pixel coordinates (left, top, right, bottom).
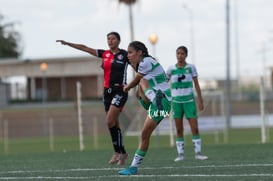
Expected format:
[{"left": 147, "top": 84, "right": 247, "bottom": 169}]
[{"left": 151, "top": 110, "right": 170, "bottom": 118}]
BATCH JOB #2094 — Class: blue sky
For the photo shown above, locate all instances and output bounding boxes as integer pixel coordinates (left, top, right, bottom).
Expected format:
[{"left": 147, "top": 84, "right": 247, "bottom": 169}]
[{"left": 1, "top": 0, "right": 273, "bottom": 81}]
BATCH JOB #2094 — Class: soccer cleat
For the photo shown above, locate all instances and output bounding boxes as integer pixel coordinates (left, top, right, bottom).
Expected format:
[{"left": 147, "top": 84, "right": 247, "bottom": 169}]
[
  {"left": 118, "top": 166, "right": 138, "bottom": 175},
  {"left": 174, "top": 154, "right": 184, "bottom": 162},
  {"left": 109, "top": 152, "right": 119, "bottom": 164},
  {"left": 117, "top": 153, "right": 128, "bottom": 165},
  {"left": 195, "top": 154, "right": 208, "bottom": 160}
]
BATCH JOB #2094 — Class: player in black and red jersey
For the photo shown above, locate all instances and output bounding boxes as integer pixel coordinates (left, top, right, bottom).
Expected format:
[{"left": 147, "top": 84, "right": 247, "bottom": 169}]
[{"left": 56, "top": 32, "right": 129, "bottom": 165}]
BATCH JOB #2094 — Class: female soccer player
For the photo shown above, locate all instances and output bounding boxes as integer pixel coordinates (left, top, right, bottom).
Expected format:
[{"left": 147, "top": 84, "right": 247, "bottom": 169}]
[
  {"left": 166, "top": 46, "right": 208, "bottom": 161},
  {"left": 118, "top": 41, "right": 171, "bottom": 175},
  {"left": 56, "top": 32, "right": 129, "bottom": 165}
]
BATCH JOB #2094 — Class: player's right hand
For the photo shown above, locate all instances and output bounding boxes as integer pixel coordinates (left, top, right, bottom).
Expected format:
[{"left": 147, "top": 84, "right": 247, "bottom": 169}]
[{"left": 56, "top": 40, "right": 66, "bottom": 45}]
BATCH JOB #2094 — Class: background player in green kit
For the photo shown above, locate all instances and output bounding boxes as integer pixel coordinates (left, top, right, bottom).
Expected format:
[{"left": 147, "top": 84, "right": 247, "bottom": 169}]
[
  {"left": 118, "top": 41, "right": 171, "bottom": 175},
  {"left": 166, "top": 46, "right": 208, "bottom": 162}
]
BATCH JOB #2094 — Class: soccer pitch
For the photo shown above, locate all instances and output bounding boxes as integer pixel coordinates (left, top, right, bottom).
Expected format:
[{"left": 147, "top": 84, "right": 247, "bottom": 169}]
[{"left": 0, "top": 142, "right": 272, "bottom": 180}]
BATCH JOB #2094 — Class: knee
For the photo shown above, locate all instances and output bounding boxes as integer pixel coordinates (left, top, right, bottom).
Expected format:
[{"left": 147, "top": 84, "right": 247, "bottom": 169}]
[{"left": 106, "top": 115, "right": 116, "bottom": 128}]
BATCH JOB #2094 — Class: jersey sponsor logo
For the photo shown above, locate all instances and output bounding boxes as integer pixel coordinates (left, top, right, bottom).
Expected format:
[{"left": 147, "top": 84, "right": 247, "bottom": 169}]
[
  {"left": 115, "top": 60, "right": 124, "bottom": 64},
  {"left": 178, "top": 74, "right": 186, "bottom": 82}
]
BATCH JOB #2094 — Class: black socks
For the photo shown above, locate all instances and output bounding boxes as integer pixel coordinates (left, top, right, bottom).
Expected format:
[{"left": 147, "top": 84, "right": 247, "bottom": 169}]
[{"left": 109, "top": 126, "right": 126, "bottom": 154}]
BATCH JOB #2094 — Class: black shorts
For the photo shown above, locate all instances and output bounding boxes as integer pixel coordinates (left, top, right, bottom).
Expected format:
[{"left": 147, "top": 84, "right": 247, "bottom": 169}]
[{"left": 103, "top": 87, "right": 128, "bottom": 112}]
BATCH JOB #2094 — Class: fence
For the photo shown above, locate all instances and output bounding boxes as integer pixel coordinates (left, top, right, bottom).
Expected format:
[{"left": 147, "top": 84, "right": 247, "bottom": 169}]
[{"left": 0, "top": 93, "right": 272, "bottom": 154}]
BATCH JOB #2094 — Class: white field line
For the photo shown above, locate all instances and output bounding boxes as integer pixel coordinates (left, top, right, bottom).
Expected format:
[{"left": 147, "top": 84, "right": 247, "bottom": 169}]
[
  {"left": 0, "top": 174, "right": 273, "bottom": 180},
  {"left": 0, "top": 163, "right": 273, "bottom": 174},
  {"left": 0, "top": 164, "right": 272, "bottom": 180}
]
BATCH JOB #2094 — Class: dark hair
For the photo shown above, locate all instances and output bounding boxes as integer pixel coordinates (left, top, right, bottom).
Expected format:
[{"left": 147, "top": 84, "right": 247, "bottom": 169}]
[
  {"left": 107, "top": 31, "right": 121, "bottom": 41},
  {"left": 176, "top": 46, "right": 188, "bottom": 56},
  {"left": 128, "top": 41, "right": 149, "bottom": 57}
]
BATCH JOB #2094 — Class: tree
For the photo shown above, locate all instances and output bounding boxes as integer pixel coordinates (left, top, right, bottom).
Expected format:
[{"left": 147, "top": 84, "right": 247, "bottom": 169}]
[{"left": 0, "top": 14, "right": 21, "bottom": 58}]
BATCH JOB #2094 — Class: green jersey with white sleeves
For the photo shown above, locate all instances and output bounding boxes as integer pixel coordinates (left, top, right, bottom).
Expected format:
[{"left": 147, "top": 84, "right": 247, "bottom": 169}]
[
  {"left": 166, "top": 63, "right": 198, "bottom": 103},
  {"left": 137, "top": 57, "right": 171, "bottom": 101}
]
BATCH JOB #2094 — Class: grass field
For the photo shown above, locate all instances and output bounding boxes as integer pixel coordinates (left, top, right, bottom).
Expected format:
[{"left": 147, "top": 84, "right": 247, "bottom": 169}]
[
  {"left": 0, "top": 128, "right": 273, "bottom": 180},
  {"left": 0, "top": 144, "right": 272, "bottom": 180}
]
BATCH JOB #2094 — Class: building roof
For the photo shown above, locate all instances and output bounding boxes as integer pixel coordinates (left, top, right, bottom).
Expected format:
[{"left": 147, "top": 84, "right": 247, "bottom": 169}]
[{"left": 0, "top": 56, "right": 103, "bottom": 78}]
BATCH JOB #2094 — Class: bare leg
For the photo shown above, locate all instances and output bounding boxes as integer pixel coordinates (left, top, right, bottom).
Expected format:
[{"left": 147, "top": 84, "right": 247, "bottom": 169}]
[
  {"left": 127, "top": 115, "right": 157, "bottom": 169},
  {"left": 107, "top": 105, "right": 127, "bottom": 164},
  {"left": 175, "top": 118, "right": 184, "bottom": 137},
  {"left": 106, "top": 105, "right": 121, "bottom": 128},
  {"left": 139, "top": 116, "right": 158, "bottom": 151},
  {"left": 188, "top": 118, "right": 199, "bottom": 135}
]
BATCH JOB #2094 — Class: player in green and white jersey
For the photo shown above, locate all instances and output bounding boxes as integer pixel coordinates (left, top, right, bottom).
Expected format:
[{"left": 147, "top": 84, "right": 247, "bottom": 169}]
[
  {"left": 118, "top": 41, "right": 171, "bottom": 175},
  {"left": 166, "top": 46, "right": 208, "bottom": 162}
]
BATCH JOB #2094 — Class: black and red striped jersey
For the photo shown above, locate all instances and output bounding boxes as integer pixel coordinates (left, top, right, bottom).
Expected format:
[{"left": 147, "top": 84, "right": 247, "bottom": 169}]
[{"left": 97, "top": 49, "right": 129, "bottom": 88}]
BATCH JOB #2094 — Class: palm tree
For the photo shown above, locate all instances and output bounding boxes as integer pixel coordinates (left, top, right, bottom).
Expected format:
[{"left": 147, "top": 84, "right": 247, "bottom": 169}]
[{"left": 118, "top": 0, "right": 138, "bottom": 41}]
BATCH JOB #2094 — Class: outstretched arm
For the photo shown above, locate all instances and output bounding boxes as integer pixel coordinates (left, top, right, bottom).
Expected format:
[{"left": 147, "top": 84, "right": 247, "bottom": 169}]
[{"left": 56, "top": 40, "right": 97, "bottom": 56}]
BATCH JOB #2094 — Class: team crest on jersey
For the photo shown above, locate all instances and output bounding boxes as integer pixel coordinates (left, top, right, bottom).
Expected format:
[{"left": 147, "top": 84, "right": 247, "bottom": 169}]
[
  {"left": 105, "top": 53, "right": 111, "bottom": 58},
  {"left": 117, "top": 54, "right": 123, "bottom": 60}
]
